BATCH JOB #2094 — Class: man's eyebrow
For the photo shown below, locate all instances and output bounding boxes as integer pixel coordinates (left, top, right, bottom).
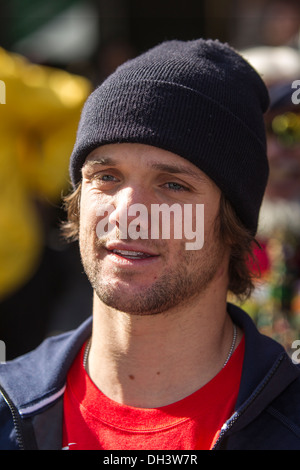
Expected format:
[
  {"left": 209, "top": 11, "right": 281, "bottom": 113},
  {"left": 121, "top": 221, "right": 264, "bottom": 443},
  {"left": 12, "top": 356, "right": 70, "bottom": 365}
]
[
  {"left": 83, "top": 156, "right": 117, "bottom": 168},
  {"left": 149, "top": 162, "right": 205, "bottom": 182}
]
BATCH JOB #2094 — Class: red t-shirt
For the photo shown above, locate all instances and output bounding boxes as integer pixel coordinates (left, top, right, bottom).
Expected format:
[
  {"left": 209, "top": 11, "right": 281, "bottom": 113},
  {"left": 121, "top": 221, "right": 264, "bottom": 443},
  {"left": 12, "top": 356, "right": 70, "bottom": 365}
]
[{"left": 62, "top": 336, "right": 245, "bottom": 450}]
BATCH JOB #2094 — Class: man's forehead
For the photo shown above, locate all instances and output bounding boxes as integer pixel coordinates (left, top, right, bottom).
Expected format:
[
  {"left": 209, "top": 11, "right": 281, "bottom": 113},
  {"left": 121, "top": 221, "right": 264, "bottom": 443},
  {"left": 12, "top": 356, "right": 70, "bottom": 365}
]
[{"left": 83, "top": 143, "right": 211, "bottom": 184}]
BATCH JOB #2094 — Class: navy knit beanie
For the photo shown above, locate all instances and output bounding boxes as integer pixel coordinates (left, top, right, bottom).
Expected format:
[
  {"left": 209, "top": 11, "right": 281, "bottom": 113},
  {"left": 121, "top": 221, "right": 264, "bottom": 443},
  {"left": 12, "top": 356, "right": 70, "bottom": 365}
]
[{"left": 69, "top": 38, "right": 269, "bottom": 235}]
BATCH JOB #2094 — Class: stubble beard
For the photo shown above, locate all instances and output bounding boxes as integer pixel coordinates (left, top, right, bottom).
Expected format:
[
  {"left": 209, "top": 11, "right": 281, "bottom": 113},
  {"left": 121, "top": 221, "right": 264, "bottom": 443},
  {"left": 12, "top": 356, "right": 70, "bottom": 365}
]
[{"left": 79, "top": 231, "right": 224, "bottom": 316}]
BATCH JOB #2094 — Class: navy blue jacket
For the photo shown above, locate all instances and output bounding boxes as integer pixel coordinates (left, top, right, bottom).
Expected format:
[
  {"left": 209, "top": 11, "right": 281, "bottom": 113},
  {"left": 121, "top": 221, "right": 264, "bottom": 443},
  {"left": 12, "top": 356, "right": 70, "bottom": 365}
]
[{"left": 1, "top": 303, "right": 300, "bottom": 450}]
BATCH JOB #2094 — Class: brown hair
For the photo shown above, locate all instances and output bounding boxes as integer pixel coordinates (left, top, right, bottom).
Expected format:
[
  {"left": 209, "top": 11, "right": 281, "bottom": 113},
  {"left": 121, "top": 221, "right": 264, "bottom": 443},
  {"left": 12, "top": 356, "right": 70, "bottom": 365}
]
[
  {"left": 61, "top": 184, "right": 260, "bottom": 301},
  {"left": 217, "top": 194, "right": 260, "bottom": 301},
  {"left": 61, "top": 183, "right": 82, "bottom": 242}
]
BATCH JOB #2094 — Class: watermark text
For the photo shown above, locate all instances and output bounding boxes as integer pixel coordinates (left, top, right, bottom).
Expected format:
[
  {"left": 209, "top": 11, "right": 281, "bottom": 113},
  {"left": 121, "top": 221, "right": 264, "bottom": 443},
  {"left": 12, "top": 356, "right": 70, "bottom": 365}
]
[
  {"left": 0, "top": 80, "right": 5, "bottom": 104},
  {"left": 291, "top": 80, "right": 300, "bottom": 105},
  {"left": 96, "top": 203, "right": 204, "bottom": 250},
  {"left": 0, "top": 340, "right": 6, "bottom": 363}
]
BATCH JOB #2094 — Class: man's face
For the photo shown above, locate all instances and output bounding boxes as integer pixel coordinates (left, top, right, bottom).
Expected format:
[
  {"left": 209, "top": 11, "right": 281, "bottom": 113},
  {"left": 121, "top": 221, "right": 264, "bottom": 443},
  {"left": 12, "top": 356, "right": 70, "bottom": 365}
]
[{"left": 79, "top": 143, "right": 228, "bottom": 315}]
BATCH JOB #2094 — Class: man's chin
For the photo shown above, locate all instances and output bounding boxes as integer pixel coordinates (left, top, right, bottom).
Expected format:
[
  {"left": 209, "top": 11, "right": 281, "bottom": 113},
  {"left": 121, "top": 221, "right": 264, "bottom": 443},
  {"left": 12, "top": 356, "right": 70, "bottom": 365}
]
[
  {"left": 92, "top": 274, "right": 185, "bottom": 316},
  {"left": 94, "top": 288, "right": 167, "bottom": 316}
]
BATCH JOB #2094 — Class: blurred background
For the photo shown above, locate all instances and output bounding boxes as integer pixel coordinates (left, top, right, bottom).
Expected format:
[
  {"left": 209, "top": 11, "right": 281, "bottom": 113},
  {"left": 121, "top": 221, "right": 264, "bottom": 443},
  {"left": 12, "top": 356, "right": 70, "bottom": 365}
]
[{"left": 0, "top": 0, "right": 299, "bottom": 359}]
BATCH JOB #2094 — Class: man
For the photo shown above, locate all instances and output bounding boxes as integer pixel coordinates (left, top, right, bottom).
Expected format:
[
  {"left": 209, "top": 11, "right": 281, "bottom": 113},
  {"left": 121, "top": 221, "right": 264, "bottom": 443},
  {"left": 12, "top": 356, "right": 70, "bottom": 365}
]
[{"left": 1, "top": 38, "right": 300, "bottom": 450}]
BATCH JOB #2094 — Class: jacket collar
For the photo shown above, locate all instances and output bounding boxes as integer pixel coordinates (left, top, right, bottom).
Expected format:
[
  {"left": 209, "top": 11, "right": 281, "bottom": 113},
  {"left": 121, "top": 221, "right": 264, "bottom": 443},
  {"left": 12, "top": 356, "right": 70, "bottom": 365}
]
[{"left": 228, "top": 303, "right": 291, "bottom": 406}]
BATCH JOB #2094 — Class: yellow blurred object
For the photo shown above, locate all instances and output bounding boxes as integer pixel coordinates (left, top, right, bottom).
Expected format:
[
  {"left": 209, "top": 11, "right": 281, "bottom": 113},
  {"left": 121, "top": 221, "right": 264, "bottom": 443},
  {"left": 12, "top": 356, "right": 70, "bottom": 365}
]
[{"left": 0, "top": 48, "right": 91, "bottom": 300}]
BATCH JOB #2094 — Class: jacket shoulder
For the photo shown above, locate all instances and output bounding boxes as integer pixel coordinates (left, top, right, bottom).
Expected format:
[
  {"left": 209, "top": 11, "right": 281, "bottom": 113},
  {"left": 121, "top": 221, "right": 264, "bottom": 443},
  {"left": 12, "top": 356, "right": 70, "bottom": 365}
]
[
  {"left": 226, "top": 360, "right": 300, "bottom": 450},
  {"left": 0, "top": 317, "right": 92, "bottom": 416},
  {"left": 268, "top": 367, "right": 300, "bottom": 434}
]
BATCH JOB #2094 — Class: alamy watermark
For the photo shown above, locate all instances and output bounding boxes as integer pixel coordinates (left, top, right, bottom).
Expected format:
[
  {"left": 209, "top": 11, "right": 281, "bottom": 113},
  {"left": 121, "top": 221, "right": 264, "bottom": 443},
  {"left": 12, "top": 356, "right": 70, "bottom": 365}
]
[
  {"left": 291, "top": 80, "right": 300, "bottom": 105},
  {"left": 0, "top": 340, "right": 6, "bottom": 363},
  {"left": 0, "top": 80, "right": 5, "bottom": 104},
  {"left": 291, "top": 340, "right": 300, "bottom": 364},
  {"left": 96, "top": 203, "right": 204, "bottom": 250}
]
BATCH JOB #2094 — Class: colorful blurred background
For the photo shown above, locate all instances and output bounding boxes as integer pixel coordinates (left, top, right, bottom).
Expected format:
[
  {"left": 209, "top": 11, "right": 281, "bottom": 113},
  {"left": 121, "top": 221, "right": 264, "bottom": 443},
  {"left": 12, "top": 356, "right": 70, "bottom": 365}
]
[{"left": 0, "top": 0, "right": 300, "bottom": 359}]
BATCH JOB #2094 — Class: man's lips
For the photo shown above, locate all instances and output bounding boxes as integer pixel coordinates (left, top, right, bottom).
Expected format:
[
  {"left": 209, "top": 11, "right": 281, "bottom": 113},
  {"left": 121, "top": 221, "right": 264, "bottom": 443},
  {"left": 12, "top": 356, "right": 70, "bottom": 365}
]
[{"left": 104, "top": 243, "right": 159, "bottom": 260}]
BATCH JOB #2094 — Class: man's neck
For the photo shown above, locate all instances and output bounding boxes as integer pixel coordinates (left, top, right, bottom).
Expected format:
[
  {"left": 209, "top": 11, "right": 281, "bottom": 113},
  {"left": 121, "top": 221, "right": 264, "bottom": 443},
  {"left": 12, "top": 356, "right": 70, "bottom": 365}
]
[{"left": 86, "top": 290, "right": 240, "bottom": 409}]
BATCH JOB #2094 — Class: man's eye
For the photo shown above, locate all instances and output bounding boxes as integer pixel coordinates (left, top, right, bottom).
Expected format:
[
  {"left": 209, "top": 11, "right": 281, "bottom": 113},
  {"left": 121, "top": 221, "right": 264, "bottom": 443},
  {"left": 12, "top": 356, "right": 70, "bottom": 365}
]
[
  {"left": 93, "top": 173, "right": 118, "bottom": 183},
  {"left": 165, "top": 182, "right": 188, "bottom": 191},
  {"left": 100, "top": 174, "right": 117, "bottom": 181}
]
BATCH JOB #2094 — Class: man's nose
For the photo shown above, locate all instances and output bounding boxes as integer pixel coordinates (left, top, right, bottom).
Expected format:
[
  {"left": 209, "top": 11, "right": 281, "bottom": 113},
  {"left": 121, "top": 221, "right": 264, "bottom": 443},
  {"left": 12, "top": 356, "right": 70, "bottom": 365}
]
[{"left": 108, "top": 187, "right": 150, "bottom": 238}]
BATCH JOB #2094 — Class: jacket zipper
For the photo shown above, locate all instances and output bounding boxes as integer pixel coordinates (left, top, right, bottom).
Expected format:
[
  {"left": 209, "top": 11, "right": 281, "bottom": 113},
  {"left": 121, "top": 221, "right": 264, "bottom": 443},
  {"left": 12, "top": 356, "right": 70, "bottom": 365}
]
[
  {"left": 0, "top": 385, "right": 25, "bottom": 450},
  {"left": 212, "top": 353, "right": 286, "bottom": 449}
]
